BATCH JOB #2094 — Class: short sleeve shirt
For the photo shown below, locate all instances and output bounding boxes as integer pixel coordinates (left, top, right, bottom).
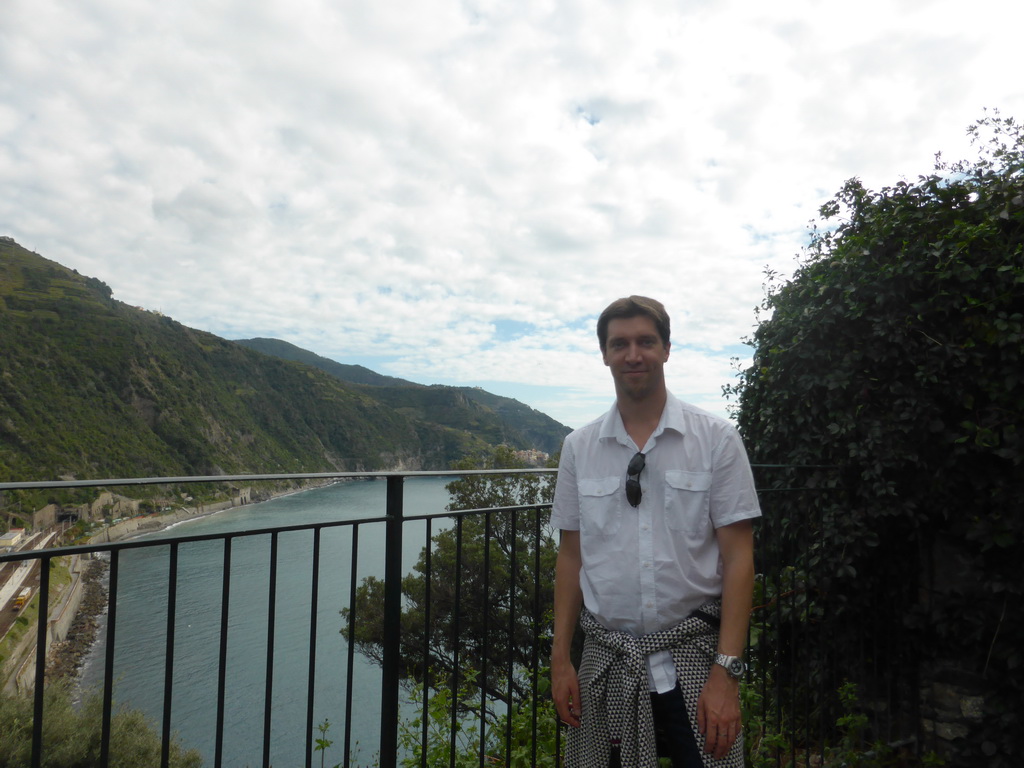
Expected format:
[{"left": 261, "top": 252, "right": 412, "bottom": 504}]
[{"left": 550, "top": 392, "right": 761, "bottom": 691}]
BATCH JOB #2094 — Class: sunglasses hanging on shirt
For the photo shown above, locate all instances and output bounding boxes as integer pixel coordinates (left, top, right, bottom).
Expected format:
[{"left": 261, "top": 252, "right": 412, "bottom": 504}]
[{"left": 626, "top": 451, "right": 645, "bottom": 507}]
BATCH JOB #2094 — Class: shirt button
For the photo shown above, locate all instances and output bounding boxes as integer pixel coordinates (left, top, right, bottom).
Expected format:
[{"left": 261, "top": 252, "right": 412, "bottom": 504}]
[
  {"left": 646, "top": 601, "right": 654, "bottom": 609},
  {"left": 643, "top": 561, "right": 651, "bottom": 568}
]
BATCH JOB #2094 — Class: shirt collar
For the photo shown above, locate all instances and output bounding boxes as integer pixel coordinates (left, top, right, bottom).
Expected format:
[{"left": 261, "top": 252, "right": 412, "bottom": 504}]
[
  {"left": 659, "top": 391, "right": 688, "bottom": 437},
  {"left": 598, "top": 390, "right": 688, "bottom": 448}
]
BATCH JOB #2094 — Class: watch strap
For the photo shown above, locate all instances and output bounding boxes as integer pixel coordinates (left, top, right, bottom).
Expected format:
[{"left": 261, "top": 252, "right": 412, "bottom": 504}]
[{"left": 713, "top": 653, "right": 746, "bottom": 679}]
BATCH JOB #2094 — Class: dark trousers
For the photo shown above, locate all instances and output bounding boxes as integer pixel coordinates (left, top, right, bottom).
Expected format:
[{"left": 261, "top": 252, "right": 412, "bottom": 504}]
[{"left": 609, "top": 685, "right": 704, "bottom": 768}]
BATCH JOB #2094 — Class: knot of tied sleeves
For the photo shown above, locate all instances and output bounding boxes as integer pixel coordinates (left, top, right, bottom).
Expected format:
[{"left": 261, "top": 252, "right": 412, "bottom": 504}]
[{"left": 565, "top": 600, "right": 744, "bottom": 768}]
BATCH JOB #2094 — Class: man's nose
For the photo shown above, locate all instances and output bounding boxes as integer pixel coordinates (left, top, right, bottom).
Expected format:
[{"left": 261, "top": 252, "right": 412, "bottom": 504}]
[{"left": 624, "top": 343, "right": 642, "bottom": 362}]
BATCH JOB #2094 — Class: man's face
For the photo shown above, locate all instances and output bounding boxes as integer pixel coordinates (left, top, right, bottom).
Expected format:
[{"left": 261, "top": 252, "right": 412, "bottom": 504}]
[{"left": 602, "top": 315, "right": 671, "bottom": 401}]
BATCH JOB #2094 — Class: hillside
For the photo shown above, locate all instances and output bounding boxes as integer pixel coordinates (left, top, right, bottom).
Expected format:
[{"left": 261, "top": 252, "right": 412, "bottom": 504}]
[
  {"left": 0, "top": 238, "right": 568, "bottom": 485},
  {"left": 235, "top": 338, "right": 570, "bottom": 454}
]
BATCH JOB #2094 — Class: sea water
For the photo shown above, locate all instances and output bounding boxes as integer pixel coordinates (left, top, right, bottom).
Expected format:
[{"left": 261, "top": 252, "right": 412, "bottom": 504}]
[{"left": 78, "top": 476, "right": 454, "bottom": 768}]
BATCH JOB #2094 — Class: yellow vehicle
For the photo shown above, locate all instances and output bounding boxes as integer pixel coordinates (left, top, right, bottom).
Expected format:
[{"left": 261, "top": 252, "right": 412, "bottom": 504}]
[{"left": 13, "top": 587, "right": 31, "bottom": 610}]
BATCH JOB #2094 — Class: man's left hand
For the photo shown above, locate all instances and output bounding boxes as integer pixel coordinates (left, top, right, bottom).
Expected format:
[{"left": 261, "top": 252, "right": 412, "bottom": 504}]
[{"left": 696, "top": 664, "right": 742, "bottom": 759}]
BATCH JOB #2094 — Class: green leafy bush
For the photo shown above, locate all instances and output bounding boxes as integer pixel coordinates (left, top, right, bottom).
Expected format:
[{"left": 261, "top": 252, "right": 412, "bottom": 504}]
[
  {"left": 393, "top": 669, "right": 560, "bottom": 768},
  {"left": 730, "top": 112, "right": 1023, "bottom": 764},
  {"left": 0, "top": 683, "right": 202, "bottom": 768}
]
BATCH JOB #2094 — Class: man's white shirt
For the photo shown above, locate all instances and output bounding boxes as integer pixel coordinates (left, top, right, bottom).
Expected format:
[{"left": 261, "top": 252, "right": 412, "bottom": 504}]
[{"left": 550, "top": 392, "right": 761, "bottom": 692}]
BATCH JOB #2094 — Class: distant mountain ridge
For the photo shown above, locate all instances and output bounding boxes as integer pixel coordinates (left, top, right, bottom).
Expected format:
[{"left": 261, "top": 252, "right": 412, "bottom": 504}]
[
  {"left": 0, "top": 237, "right": 569, "bottom": 484},
  {"left": 234, "top": 338, "right": 413, "bottom": 387},
  {"left": 235, "top": 337, "right": 568, "bottom": 454}
]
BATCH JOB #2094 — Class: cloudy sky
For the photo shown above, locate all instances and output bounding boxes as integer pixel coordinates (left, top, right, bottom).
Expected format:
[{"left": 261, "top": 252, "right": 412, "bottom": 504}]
[{"left": 2, "top": 0, "right": 1022, "bottom": 429}]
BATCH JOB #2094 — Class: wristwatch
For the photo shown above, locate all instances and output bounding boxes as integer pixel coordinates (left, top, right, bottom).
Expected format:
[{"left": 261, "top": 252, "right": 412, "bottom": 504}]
[{"left": 714, "top": 653, "right": 747, "bottom": 680}]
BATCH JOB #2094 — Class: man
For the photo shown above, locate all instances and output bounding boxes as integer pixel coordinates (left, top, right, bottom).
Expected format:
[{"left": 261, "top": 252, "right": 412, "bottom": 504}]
[{"left": 550, "top": 296, "right": 760, "bottom": 768}]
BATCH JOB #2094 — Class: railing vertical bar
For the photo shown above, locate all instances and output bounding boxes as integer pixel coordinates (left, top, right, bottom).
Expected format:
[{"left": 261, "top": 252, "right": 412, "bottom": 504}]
[
  {"left": 100, "top": 549, "right": 120, "bottom": 767},
  {"left": 772, "top": 489, "right": 786, "bottom": 767},
  {"left": 772, "top": 526, "right": 785, "bottom": 768},
  {"left": 448, "top": 516, "right": 464, "bottom": 768},
  {"left": 755, "top": 571, "right": 768, "bottom": 766},
  {"left": 504, "top": 512, "right": 517, "bottom": 762},
  {"left": 531, "top": 508, "right": 542, "bottom": 767},
  {"left": 344, "top": 524, "right": 360, "bottom": 765},
  {"left": 304, "top": 527, "right": 322, "bottom": 768},
  {"left": 161, "top": 542, "right": 179, "bottom": 768},
  {"left": 30, "top": 554, "right": 51, "bottom": 768},
  {"left": 379, "top": 474, "right": 405, "bottom": 768},
  {"left": 794, "top": 518, "right": 803, "bottom": 766},
  {"left": 420, "top": 518, "right": 433, "bottom": 768},
  {"left": 263, "top": 532, "right": 279, "bottom": 768},
  {"left": 816, "top": 526, "right": 827, "bottom": 767},
  {"left": 214, "top": 538, "right": 233, "bottom": 768},
  {"left": 876, "top": 597, "right": 885, "bottom": 740},
  {"left": 478, "top": 511, "right": 491, "bottom": 768}
]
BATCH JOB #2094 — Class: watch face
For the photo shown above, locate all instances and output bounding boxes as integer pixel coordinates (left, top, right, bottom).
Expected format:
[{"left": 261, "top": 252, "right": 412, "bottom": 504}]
[{"left": 727, "top": 659, "right": 745, "bottom": 677}]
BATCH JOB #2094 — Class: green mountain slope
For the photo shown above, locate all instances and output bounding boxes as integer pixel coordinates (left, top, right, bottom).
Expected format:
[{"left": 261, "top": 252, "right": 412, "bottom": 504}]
[
  {"left": 0, "top": 238, "right": 566, "bottom": 482},
  {"left": 235, "top": 338, "right": 570, "bottom": 454}
]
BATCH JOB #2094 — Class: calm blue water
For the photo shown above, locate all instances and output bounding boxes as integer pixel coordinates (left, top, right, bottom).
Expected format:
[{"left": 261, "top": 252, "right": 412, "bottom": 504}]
[{"left": 78, "top": 476, "right": 454, "bottom": 768}]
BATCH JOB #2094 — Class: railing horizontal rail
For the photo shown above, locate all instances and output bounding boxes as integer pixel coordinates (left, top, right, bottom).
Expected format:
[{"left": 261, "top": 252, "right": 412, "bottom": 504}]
[
  {"left": 0, "top": 468, "right": 556, "bottom": 492},
  {"left": 2, "top": 518, "right": 383, "bottom": 561},
  {"left": 0, "top": 506, "right": 556, "bottom": 566},
  {"left": 0, "top": 462, "right": 829, "bottom": 492}
]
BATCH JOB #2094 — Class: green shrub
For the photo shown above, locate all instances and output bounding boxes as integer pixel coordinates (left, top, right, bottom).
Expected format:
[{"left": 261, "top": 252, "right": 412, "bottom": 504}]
[{"left": 0, "top": 683, "right": 202, "bottom": 768}]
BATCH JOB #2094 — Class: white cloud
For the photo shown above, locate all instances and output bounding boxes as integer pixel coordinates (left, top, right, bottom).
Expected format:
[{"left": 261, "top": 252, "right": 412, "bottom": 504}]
[{"left": 3, "top": 0, "right": 1023, "bottom": 430}]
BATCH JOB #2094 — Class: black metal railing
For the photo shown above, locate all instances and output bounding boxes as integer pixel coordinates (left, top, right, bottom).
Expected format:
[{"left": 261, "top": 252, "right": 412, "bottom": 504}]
[
  {"left": 1, "top": 467, "right": 917, "bottom": 768},
  {"left": 0, "top": 470, "right": 556, "bottom": 768}
]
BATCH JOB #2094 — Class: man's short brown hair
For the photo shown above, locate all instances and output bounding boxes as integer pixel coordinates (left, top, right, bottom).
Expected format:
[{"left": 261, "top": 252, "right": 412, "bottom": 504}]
[{"left": 596, "top": 296, "right": 671, "bottom": 351}]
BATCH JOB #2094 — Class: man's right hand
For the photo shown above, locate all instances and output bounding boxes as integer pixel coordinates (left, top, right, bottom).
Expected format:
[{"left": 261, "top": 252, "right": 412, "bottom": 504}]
[
  {"left": 551, "top": 658, "right": 582, "bottom": 727},
  {"left": 552, "top": 529, "right": 583, "bottom": 728}
]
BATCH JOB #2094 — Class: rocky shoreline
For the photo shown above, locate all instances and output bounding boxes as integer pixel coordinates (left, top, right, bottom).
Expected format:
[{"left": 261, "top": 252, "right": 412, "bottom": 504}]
[{"left": 47, "top": 558, "right": 108, "bottom": 683}]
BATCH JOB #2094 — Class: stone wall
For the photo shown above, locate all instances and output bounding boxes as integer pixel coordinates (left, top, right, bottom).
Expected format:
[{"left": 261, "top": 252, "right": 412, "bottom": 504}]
[
  {"left": 30, "top": 504, "right": 57, "bottom": 530},
  {"left": 916, "top": 533, "right": 1001, "bottom": 763},
  {"left": 3, "top": 557, "right": 86, "bottom": 694},
  {"left": 48, "top": 556, "right": 86, "bottom": 645},
  {"left": 920, "top": 667, "right": 989, "bottom": 762},
  {"left": 86, "top": 492, "right": 141, "bottom": 522}
]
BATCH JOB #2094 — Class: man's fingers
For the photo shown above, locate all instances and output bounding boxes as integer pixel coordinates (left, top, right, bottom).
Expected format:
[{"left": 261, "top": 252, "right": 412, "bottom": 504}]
[
  {"left": 552, "top": 683, "right": 581, "bottom": 727},
  {"left": 703, "top": 725, "right": 741, "bottom": 758},
  {"left": 555, "top": 696, "right": 581, "bottom": 727},
  {"left": 551, "top": 662, "right": 581, "bottom": 727},
  {"left": 706, "top": 731, "right": 722, "bottom": 759}
]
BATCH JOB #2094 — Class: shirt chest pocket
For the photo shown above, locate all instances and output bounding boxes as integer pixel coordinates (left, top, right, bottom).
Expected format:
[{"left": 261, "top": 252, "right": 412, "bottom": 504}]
[
  {"left": 578, "top": 476, "right": 622, "bottom": 537},
  {"left": 664, "top": 470, "right": 712, "bottom": 533}
]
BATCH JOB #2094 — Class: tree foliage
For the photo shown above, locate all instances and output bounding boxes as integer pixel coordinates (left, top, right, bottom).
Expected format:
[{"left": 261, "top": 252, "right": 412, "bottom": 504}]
[
  {"left": 0, "top": 683, "right": 201, "bottom": 768},
  {"left": 342, "top": 446, "right": 557, "bottom": 711},
  {"left": 393, "top": 671, "right": 561, "bottom": 768},
  {"left": 729, "top": 112, "right": 1023, "bottom": 764}
]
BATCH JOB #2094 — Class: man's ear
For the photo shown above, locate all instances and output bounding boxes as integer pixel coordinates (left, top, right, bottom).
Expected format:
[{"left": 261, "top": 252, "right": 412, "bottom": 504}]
[{"left": 663, "top": 341, "right": 671, "bottom": 361}]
